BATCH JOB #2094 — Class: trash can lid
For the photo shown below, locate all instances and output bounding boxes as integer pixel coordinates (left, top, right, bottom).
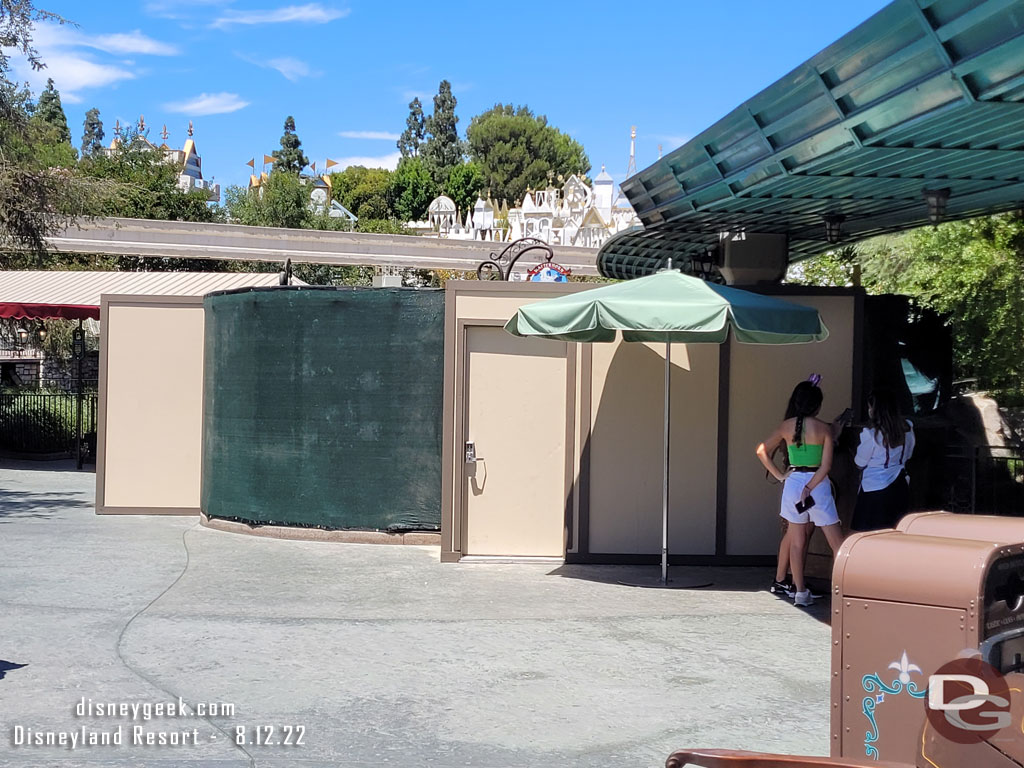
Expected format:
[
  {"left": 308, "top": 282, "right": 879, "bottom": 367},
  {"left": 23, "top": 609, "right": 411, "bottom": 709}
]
[{"left": 834, "top": 531, "right": 1011, "bottom": 608}]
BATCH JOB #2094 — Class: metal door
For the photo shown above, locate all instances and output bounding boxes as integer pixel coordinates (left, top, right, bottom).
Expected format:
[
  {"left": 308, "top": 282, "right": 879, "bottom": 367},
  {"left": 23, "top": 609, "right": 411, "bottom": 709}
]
[{"left": 461, "top": 326, "right": 571, "bottom": 558}]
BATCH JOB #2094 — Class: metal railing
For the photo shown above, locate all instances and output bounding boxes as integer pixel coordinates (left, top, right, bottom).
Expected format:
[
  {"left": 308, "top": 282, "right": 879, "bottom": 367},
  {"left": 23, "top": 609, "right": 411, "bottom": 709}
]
[
  {"left": 0, "top": 381, "right": 99, "bottom": 459},
  {"left": 944, "top": 445, "right": 1024, "bottom": 515}
]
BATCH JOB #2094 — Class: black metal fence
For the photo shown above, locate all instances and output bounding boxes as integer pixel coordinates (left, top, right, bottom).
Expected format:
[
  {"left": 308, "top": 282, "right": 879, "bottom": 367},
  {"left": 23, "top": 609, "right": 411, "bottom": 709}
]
[
  {"left": 0, "top": 380, "right": 98, "bottom": 457},
  {"left": 944, "top": 445, "right": 1024, "bottom": 515}
]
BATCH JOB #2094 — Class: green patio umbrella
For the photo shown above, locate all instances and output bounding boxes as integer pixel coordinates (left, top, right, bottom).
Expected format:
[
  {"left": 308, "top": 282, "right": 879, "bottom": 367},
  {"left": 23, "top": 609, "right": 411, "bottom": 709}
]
[{"left": 505, "top": 267, "right": 829, "bottom": 583}]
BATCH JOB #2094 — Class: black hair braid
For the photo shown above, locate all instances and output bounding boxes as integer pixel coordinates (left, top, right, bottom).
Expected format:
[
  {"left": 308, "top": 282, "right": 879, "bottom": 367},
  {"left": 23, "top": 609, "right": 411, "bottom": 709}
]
[{"left": 794, "top": 415, "right": 804, "bottom": 446}]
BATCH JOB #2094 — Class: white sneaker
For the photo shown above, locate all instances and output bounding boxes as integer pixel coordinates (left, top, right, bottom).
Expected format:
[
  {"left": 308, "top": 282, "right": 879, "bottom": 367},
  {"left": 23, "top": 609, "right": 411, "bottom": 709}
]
[{"left": 794, "top": 590, "right": 814, "bottom": 607}]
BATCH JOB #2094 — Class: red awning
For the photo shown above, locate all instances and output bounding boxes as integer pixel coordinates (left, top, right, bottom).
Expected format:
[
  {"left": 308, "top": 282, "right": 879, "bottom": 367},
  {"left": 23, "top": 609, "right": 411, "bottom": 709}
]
[
  {"left": 0, "top": 302, "right": 99, "bottom": 320},
  {"left": 0, "top": 271, "right": 294, "bottom": 320}
]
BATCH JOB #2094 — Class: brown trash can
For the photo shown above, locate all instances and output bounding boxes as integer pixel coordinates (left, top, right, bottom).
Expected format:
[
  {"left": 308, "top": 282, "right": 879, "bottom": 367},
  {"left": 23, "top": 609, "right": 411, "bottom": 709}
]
[
  {"left": 831, "top": 531, "right": 1024, "bottom": 764},
  {"left": 898, "top": 511, "right": 1024, "bottom": 544}
]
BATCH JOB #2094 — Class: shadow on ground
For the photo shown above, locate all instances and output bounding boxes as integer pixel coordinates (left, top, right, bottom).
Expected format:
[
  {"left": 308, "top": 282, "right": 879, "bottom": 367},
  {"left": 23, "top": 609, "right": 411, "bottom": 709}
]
[
  {"left": 548, "top": 563, "right": 833, "bottom": 625},
  {"left": 0, "top": 661, "right": 28, "bottom": 681},
  {"left": 0, "top": 458, "right": 93, "bottom": 473},
  {"left": 0, "top": 489, "right": 92, "bottom": 521}
]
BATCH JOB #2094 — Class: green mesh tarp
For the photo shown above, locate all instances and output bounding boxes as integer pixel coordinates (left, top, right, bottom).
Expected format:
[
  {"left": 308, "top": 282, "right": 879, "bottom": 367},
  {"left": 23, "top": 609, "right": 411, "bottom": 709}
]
[{"left": 201, "top": 286, "right": 443, "bottom": 531}]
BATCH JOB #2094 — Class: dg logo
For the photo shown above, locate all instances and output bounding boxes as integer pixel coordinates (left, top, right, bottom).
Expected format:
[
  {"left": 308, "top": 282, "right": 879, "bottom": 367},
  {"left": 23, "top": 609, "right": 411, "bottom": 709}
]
[{"left": 925, "top": 657, "right": 1013, "bottom": 744}]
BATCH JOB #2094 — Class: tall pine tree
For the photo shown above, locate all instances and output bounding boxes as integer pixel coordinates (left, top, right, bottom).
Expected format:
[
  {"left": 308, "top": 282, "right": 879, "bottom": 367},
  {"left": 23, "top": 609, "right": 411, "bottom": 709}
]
[
  {"left": 35, "top": 78, "right": 71, "bottom": 145},
  {"left": 80, "top": 107, "right": 104, "bottom": 156},
  {"left": 422, "top": 81, "right": 462, "bottom": 185},
  {"left": 397, "top": 97, "right": 425, "bottom": 158},
  {"left": 272, "top": 115, "right": 309, "bottom": 174}
]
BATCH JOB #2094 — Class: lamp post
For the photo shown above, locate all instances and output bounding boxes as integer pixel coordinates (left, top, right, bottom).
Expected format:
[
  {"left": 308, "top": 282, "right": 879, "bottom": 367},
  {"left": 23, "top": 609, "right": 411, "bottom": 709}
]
[{"left": 73, "top": 322, "right": 85, "bottom": 469}]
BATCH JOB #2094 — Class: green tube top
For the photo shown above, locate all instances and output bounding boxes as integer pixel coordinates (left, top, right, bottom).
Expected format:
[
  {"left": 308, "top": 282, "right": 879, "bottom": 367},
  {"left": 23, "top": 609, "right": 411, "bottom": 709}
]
[{"left": 788, "top": 442, "right": 823, "bottom": 468}]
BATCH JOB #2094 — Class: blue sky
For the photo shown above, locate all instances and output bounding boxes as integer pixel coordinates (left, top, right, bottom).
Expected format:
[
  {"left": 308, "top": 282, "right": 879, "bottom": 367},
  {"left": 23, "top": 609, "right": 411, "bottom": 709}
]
[{"left": 21, "top": 0, "right": 892, "bottom": 194}]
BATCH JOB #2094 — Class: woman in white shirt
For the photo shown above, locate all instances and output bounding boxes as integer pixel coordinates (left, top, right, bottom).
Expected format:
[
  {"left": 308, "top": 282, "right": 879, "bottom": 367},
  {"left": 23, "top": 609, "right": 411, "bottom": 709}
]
[{"left": 851, "top": 389, "right": 915, "bottom": 531}]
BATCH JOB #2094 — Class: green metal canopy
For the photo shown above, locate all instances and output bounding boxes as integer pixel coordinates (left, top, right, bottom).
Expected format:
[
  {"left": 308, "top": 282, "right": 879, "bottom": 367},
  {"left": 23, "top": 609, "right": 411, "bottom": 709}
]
[
  {"left": 599, "top": 0, "right": 1024, "bottom": 280},
  {"left": 505, "top": 270, "right": 829, "bottom": 344}
]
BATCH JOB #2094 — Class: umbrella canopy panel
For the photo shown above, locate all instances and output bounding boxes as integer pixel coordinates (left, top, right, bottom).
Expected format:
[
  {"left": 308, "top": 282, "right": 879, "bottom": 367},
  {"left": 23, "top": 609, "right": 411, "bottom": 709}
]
[{"left": 506, "top": 270, "right": 829, "bottom": 344}]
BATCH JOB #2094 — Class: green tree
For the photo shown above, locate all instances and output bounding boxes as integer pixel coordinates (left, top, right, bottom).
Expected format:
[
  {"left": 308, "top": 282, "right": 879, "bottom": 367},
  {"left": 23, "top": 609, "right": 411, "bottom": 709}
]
[
  {"left": 443, "top": 161, "right": 484, "bottom": 217},
  {"left": 330, "top": 165, "right": 393, "bottom": 221},
  {"left": 34, "top": 77, "right": 70, "bottom": 145},
  {"left": 858, "top": 215, "right": 1024, "bottom": 394},
  {"left": 78, "top": 132, "right": 218, "bottom": 223},
  {"left": 272, "top": 115, "right": 308, "bottom": 174},
  {"left": 224, "top": 171, "right": 309, "bottom": 229},
  {"left": 0, "top": 3, "right": 95, "bottom": 254},
  {"left": 389, "top": 156, "right": 435, "bottom": 222},
  {"left": 397, "top": 97, "right": 425, "bottom": 159},
  {"left": 421, "top": 80, "right": 463, "bottom": 186},
  {"left": 785, "top": 245, "right": 858, "bottom": 287},
  {"left": 80, "top": 107, "right": 104, "bottom": 156},
  {"left": 466, "top": 104, "right": 590, "bottom": 204}
]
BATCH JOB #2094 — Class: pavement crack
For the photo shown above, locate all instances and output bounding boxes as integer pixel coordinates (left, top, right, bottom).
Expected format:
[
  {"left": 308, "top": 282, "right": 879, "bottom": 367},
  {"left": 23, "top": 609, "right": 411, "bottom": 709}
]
[{"left": 113, "top": 521, "right": 256, "bottom": 768}]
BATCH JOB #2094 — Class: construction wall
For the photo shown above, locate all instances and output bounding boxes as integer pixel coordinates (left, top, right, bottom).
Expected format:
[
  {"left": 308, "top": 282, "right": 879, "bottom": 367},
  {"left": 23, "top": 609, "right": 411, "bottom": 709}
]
[
  {"left": 442, "top": 281, "right": 861, "bottom": 563},
  {"left": 97, "top": 295, "right": 205, "bottom": 514}
]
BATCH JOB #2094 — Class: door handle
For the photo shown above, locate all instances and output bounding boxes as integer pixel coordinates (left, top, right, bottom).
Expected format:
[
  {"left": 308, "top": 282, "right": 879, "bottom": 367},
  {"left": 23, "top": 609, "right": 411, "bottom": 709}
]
[{"left": 465, "top": 441, "right": 485, "bottom": 464}]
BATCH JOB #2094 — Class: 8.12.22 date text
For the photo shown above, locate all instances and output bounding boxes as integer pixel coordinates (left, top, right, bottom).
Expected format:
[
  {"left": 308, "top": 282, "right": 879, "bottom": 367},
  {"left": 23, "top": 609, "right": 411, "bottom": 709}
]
[{"left": 233, "top": 725, "right": 305, "bottom": 746}]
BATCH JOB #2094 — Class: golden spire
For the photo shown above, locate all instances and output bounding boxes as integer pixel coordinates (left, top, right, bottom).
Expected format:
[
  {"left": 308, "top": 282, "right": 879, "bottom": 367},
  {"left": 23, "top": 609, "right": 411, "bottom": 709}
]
[
  {"left": 187, "top": 121, "right": 194, "bottom": 137},
  {"left": 113, "top": 119, "right": 121, "bottom": 137},
  {"left": 161, "top": 124, "right": 169, "bottom": 141},
  {"left": 138, "top": 115, "right": 146, "bottom": 132}
]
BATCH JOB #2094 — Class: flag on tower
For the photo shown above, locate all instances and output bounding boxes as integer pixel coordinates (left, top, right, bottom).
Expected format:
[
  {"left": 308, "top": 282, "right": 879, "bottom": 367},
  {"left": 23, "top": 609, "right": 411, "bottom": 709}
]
[
  {"left": 325, "top": 158, "right": 339, "bottom": 169},
  {"left": 246, "top": 158, "right": 255, "bottom": 168},
  {"left": 311, "top": 161, "right": 316, "bottom": 172},
  {"left": 263, "top": 154, "right": 274, "bottom": 165}
]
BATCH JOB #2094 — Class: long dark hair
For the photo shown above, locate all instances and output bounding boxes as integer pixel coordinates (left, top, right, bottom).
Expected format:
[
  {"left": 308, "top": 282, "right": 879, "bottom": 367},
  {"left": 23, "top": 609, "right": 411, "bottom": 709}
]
[
  {"left": 868, "top": 389, "right": 907, "bottom": 449},
  {"left": 785, "top": 381, "right": 823, "bottom": 446}
]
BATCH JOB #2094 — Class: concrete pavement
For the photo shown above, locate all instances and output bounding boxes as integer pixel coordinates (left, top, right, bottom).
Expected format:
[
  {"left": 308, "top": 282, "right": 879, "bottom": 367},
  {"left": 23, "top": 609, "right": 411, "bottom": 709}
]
[{"left": 0, "top": 461, "right": 832, "bottom": 767}]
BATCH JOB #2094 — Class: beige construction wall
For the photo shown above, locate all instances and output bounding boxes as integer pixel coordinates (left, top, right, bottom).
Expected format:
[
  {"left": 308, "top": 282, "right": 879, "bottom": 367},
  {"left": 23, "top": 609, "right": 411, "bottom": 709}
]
[
  {"left": 444, "top": 282, "right": 861, "bottom": 563},
  {"left": 588, "top": 341, "right": 719, "bottom": 555},
  {"left": 725, "top": 294, "right": 857, "bottom": 555},
  {"left": 96, "top": 295, "right": 205, "bottom": 514}
]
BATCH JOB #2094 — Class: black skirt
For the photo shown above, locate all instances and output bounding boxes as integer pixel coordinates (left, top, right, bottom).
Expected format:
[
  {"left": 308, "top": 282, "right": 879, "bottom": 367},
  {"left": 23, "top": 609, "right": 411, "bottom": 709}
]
[{"left": 850, "top": 471, "right": 909, "bottom": 531}]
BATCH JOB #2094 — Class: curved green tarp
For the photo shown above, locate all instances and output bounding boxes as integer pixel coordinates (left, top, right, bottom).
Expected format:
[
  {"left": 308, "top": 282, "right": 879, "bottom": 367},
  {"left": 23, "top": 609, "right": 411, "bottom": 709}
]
[{"left": 201, "top": 286, "right": 443, "bottom": 531}]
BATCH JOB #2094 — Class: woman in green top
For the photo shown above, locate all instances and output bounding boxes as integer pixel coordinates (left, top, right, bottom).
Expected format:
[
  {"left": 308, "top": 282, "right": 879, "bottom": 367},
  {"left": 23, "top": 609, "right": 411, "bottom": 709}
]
[{"left": 756, "top": 379, "right": 844, "bottom": 606}]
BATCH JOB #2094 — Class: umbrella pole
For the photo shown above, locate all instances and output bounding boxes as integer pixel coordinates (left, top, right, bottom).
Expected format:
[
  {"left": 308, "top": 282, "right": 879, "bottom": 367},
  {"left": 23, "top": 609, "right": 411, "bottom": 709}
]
[{"left": 662, "top": 342, "right": 670, "bottom": 584}]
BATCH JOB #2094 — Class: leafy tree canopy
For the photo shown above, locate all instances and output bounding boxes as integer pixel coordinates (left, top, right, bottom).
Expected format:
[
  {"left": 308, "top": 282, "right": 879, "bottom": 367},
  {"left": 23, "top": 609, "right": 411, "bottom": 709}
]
[
  {"left": 466, "top": 104, "right": 590, "bottom": 205},
  {"left": 443, "top": 161, "right": 484, "bottom": 218},
  {"left": 224, "top": 171, "right": 307, "bottom": 229},
  {"left": 788, "top": 214, "right": 1024, "bottom": 398},
  {"left": 329, "top": 165, "right": 393, "bottom": 221},
  {"left": 389, "top": 156, "right": 435, "bottom": 222},
  {"left": 78, "top": 132, "right": 219, "bottom": 223}
]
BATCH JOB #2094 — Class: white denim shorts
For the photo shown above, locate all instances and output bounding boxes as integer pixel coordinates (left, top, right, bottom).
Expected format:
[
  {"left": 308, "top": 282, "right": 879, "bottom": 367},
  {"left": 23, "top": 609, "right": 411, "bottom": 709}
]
[{"left": 780, "top": 471, "right": 840, "bottom": 526}]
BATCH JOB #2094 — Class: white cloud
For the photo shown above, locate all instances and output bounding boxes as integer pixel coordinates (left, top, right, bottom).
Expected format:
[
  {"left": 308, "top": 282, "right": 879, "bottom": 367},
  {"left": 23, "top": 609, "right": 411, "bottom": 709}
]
[
  {"left": 89, "top": 30, "right": 180, "bottom": 56},
  {"left": 327, "top": 152, "right": 401, "bottom": 171},
  {"left": 144, "top": 0, "right": 233, "bottom": 20},
  {"left": 234, "top": 52, "right": 321, "bottom": 81},
  {"left": 339, "top": 130, "right": 399, "bottom": 141},
  {"left": 32, "top": 23, "right": 179, "bottom": 56},
  {"left": 266, "top": 56, "right": 319, "bottom": 81},
  {"left": 401, "top": 89, "right": 431, "bottom": 103},
  {"left": 212, "top": 3, "right": 349, "bottom": 27},
  {"left": 163, "top": 92, "right": 249, "bottom": 116},
  {"left": 14, "top": 52, "right": 134, "bottom": 103}
]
